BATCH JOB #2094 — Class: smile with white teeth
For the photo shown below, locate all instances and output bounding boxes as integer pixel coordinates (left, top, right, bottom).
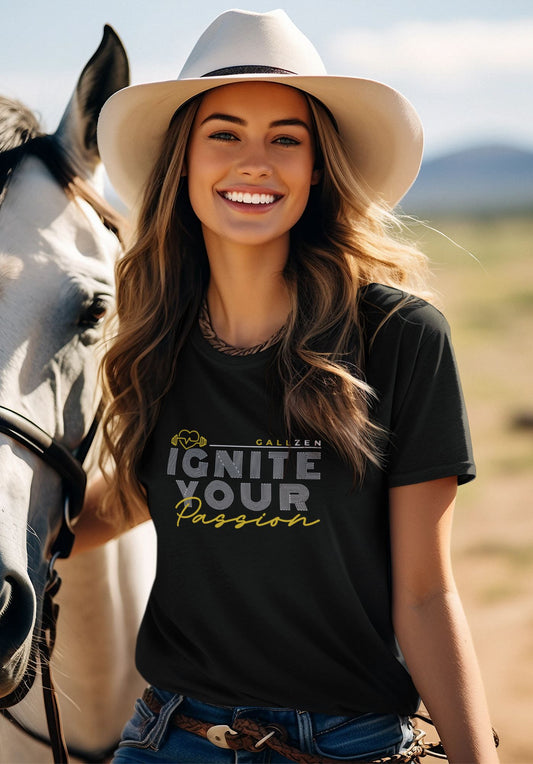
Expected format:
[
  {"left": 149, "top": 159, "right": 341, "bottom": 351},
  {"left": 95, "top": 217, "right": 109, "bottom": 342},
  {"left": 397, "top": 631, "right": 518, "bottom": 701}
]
[{"left": 222, "top": 191, "right": 278, "bottom": 204}]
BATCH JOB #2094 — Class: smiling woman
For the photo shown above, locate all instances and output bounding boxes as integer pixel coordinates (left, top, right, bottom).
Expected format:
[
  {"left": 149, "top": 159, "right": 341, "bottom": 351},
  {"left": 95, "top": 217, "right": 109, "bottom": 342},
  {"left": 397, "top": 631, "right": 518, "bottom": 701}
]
[
  {"left": 186, "top": 82, "right": 320, "bottom": 285},
  {"left": 67, "top": 8, "right": 500, "bottom": 763}
]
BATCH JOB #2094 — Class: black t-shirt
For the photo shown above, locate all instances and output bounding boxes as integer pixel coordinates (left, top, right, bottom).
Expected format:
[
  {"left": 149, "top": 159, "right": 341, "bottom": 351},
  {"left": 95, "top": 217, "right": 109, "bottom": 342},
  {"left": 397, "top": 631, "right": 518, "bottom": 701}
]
[{"left": 137, "top": 283, "right": 475, "bottom": 715}]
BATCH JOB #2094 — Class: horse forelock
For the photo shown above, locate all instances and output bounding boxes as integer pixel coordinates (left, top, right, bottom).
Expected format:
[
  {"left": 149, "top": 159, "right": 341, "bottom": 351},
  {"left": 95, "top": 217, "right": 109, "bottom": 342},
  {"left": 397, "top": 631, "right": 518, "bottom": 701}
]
[
  {"left": 0, "top": 97, "right": 42, "bottom": 153},
  {"left": 0, "top": 98, "right": 128, "bottom": 246}
]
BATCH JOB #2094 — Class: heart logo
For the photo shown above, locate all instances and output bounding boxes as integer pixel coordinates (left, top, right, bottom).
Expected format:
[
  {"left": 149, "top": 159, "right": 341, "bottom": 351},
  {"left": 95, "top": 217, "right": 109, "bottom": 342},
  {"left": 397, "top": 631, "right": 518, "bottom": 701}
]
[{"left": 171, "top": 429, "right": 206, "bottom": 449}]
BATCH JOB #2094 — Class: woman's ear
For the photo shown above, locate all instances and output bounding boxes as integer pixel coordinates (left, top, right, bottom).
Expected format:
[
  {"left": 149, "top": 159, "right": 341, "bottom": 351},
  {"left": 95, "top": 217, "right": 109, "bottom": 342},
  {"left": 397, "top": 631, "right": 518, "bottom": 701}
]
[{"left": 311, "top": 168, "right": 322, "bottom": 185}]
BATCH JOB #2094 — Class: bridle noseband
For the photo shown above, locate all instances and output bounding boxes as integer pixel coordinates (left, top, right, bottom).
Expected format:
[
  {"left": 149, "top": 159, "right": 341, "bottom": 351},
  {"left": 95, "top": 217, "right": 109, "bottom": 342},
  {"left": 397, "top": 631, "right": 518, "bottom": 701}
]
[{"left": 0, "top": 404, "right": 101, "bottom": 763}]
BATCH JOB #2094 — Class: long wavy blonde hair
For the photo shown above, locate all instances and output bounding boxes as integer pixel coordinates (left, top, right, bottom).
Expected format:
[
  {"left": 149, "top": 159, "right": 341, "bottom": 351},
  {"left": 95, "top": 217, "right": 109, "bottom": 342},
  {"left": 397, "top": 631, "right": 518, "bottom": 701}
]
[{"left": 100, "top": 88, "right": 431, "bottom": 525}]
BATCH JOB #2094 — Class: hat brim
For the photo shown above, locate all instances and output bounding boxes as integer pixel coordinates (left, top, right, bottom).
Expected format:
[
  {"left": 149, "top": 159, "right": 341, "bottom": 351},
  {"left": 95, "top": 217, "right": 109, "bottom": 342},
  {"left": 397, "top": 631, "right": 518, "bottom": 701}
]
[{"left": 97, "top": 73, "right": 423, "bottom": 210}]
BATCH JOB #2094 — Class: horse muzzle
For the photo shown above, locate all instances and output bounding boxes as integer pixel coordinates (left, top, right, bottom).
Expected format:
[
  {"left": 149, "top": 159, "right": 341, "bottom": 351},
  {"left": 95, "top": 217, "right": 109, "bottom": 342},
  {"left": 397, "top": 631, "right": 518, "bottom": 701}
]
[{"left": 0, "top": 568, "right": 36, "bottom": 700}]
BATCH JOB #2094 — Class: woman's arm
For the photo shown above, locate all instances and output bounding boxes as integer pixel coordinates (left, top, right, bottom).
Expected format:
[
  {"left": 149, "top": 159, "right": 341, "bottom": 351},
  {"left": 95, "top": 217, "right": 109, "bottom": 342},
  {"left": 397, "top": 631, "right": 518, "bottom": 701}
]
[
  {"left": 70, "top": 471, "right": 151, "bottom": 556},
  {"left": 390, "top": 477, "right": 499, "bottom": 764}
]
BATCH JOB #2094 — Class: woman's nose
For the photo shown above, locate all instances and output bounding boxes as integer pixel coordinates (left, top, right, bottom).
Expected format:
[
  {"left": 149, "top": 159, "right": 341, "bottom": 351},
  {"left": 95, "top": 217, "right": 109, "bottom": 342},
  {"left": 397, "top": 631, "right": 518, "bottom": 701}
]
[{"left": 236, "top": 143, "right": 272, "bottom": 178}]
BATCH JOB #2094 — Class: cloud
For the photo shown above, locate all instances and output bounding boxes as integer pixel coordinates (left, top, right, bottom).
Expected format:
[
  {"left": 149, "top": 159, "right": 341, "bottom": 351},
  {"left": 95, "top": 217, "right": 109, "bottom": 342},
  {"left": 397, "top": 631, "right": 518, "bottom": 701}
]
[{"left": 328, "top": 18, "right": 533, "bottom": 90}]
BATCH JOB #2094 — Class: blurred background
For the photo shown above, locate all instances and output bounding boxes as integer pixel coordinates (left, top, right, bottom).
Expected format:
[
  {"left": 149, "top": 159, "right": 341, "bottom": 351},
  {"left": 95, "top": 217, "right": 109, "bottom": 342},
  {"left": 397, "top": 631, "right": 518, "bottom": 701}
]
[{"left": 2, "top": 1, "right": 532, "bottom": 760}]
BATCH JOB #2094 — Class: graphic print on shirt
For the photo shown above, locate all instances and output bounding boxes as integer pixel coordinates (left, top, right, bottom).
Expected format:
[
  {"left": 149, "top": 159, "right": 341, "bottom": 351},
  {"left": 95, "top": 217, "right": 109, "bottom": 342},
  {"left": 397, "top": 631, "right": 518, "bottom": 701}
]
[{"left": 165, "top": 428, "right": 323, "bottom": 530}]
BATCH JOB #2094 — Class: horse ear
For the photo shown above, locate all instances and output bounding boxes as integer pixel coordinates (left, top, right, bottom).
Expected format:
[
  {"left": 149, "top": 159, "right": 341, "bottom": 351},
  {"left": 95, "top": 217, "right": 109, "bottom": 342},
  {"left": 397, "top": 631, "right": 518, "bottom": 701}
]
[{"left": 54, "top": 25, "right": 130, "bottom": 177}]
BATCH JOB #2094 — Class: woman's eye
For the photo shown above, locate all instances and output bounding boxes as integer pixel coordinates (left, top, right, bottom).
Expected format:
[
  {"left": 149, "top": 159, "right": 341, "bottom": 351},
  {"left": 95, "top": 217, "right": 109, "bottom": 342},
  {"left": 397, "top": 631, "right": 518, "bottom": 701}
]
[
  {"left": 274, "top": 136, "right": 301, "bottom": 146},
  {"left": 210, "top": 131, "right": 237, "bottom": 142}
]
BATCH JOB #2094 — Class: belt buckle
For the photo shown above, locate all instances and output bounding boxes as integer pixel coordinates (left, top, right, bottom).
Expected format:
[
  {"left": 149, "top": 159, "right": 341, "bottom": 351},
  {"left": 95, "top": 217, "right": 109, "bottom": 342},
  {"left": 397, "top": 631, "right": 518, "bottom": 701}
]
[{"left": 206, "top": 724, "right": 238, "bottom": 749}]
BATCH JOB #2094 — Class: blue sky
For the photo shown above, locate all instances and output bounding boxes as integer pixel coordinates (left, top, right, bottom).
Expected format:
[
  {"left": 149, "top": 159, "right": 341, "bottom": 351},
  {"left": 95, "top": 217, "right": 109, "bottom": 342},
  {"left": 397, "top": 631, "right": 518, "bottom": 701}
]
[{"left": 2, "top": 0, "right": 533, "bottom": 158}]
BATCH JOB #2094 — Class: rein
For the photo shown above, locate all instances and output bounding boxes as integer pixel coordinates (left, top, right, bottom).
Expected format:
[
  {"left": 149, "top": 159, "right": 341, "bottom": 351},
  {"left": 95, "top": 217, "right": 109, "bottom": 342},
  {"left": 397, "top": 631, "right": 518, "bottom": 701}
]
[{"left": 0, "top": 405, "right": 101, "bottom": 763}]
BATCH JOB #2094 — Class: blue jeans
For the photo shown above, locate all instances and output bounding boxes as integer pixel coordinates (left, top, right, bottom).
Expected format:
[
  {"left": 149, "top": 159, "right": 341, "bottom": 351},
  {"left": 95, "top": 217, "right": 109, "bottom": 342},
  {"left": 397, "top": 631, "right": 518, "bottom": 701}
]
[{"left": 112, "top": 687, "right": 414, "bottom": 763}]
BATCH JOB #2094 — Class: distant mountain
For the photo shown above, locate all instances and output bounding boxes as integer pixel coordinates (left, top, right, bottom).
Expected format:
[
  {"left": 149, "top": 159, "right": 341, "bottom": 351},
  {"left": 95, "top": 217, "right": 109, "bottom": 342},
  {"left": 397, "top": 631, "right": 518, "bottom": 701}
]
[{"left": 401, "top": 144, "right": 533, "bottom": 215}]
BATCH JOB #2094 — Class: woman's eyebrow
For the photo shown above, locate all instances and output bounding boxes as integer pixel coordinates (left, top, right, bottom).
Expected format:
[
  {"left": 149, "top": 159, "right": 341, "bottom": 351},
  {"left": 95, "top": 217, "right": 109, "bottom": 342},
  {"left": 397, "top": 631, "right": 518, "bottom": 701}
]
[
  {"left": 200, "top": 113, "right": 310, "bottom": 132},
  {"left": 270, "top": 118, "right": 310, "bottom": 132},
  {"left": 201, "top": 113, "right": 245, "bottom": 126}
]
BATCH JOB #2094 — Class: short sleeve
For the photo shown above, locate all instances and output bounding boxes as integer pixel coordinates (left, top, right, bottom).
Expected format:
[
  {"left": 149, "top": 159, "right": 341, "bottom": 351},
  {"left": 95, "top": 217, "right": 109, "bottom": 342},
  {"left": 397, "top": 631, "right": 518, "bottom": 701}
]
[{"left": 383, "top": 306, "right": 475, "bottom": 487}]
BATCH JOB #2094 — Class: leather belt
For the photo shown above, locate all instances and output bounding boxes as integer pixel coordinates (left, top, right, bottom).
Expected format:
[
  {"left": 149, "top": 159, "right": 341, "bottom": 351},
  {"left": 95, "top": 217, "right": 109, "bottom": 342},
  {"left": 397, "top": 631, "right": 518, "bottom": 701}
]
[{"left": 141, "top": 688, "right": 427, "bottom": 764}]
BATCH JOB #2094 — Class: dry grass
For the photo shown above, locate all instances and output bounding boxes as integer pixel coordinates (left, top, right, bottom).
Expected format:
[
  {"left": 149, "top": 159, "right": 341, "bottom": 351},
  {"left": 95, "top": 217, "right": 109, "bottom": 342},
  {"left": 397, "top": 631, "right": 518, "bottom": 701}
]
[{"left": 406, "top": 214, "right": 533, "bottom": 763}]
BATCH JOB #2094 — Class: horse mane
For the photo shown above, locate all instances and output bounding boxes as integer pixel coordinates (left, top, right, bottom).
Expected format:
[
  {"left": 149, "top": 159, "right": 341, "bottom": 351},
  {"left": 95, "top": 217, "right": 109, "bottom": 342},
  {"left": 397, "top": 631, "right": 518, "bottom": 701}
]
[{"left": 0, "top": 96, "right": 127, "bottom": 244}]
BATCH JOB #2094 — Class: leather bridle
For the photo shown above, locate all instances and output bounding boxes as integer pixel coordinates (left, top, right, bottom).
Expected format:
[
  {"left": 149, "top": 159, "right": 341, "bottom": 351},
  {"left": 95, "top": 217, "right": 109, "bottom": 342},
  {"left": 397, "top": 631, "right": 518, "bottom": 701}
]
[{"left": 0, "top": 404, "right": 101, "bottom": 763}]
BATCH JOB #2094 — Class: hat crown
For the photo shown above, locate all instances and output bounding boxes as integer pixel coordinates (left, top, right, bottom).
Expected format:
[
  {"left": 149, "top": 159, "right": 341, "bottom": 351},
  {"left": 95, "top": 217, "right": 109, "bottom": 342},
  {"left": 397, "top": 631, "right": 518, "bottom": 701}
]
[{"left": 179, "top": 9, "right": 327, "bottom": 79}]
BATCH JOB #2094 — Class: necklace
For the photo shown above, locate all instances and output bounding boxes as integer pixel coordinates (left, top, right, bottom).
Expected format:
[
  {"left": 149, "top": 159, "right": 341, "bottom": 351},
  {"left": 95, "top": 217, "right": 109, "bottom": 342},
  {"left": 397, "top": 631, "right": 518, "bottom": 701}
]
[{"left": 198, "top": 298, "right": 286, "bottom": 356}]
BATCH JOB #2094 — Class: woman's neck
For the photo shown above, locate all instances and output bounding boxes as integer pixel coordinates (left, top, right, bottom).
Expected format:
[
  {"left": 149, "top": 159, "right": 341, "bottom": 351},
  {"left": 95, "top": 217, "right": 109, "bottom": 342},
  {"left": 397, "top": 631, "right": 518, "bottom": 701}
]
[{"left": 205, "top": 239, "right": 290, "bottom": 349}]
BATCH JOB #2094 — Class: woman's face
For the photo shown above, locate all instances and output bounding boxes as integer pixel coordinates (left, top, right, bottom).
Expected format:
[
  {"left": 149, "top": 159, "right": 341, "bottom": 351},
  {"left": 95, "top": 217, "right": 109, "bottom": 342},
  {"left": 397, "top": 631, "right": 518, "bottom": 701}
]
[{"left": 185, "top": 81, "right": 320, "bottom": 256}]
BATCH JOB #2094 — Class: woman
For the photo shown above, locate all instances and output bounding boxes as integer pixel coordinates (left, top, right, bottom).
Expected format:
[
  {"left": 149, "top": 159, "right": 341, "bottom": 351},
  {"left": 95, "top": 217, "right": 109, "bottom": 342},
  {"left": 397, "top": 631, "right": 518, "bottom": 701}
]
[{"left": 76, "top": 9, "right": 499, "bottom": 763}]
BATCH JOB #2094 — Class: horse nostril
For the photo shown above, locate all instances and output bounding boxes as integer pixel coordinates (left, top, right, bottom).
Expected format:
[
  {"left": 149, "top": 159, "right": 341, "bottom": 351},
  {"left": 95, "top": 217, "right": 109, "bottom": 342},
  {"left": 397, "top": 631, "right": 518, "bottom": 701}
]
[{"left": 0, "top": 573, "right": 36, "bottom": 664}]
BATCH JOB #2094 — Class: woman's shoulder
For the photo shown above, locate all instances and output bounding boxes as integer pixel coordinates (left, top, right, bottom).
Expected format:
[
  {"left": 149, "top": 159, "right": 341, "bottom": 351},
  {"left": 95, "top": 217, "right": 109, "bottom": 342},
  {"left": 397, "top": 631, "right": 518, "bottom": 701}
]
[{"left": 359, "top": 282, "right": 450, "bottom": 339}]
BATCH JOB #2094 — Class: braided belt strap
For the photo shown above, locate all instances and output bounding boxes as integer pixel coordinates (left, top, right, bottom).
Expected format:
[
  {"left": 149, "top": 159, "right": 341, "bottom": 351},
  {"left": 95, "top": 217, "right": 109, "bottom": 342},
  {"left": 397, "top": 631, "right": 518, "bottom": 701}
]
[{"left": 142, "top": 689, "right": 427, "bottom": 764}]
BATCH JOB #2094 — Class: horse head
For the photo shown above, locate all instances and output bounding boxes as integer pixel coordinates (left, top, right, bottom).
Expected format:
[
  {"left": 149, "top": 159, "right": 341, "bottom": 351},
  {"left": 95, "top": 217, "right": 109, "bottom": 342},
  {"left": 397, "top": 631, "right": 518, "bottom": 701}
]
[{"left": 0, "top": 26, "right": 129, "bottom": 705}]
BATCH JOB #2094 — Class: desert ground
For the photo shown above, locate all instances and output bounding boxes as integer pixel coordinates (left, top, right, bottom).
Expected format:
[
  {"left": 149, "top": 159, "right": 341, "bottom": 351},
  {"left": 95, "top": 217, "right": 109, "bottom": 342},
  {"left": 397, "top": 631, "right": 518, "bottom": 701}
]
[{"left": 407, "top": 213, "right": 533, "bottom": 763}]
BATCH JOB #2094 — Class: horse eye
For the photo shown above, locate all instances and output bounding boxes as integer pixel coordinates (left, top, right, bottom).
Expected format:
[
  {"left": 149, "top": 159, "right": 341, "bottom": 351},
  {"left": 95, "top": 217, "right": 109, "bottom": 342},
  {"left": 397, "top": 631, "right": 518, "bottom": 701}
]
[{"left": 78, "top": 296, "right": 109, "bottom": 328}]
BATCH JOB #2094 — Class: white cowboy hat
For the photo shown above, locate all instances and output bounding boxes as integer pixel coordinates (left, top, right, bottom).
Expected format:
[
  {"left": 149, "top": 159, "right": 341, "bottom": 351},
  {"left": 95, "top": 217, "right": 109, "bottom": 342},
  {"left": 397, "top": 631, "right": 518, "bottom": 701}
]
[{"left": 97, "top": 8, "right": 423, "bottom": 210}]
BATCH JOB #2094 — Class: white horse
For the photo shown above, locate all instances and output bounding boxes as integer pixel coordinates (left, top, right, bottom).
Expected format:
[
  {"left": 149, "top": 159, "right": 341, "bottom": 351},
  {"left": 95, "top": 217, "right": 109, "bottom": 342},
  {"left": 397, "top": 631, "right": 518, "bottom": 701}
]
[{"left": 0, "top": 27, "right": 155, "bottom": 762}]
